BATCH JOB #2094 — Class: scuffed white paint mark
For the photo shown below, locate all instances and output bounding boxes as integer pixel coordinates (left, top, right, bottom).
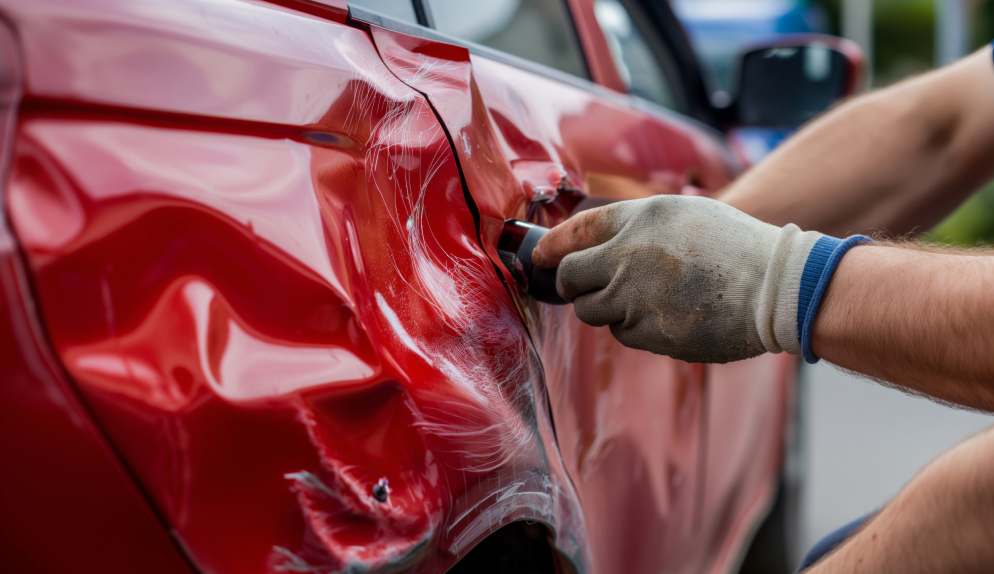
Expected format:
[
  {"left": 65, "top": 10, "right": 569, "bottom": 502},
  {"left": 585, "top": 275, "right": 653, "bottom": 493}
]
[
  {"left": 284, "top": 470, "right": 339, "bottom": 500},
  {"left": 338, "top": 46, "right": 545, "bottom": 482},
  {"left": 496, "top": 481, "right": 523, "bottom": 502},
  {"left": 271, "top": 546, "right": 325, "bottom": 573},
  {"left": 273, "top": 34, "right": 567, "bottom": 571},
  {"left": 450, "top": 491, "right": 555, "bottom": 554}
]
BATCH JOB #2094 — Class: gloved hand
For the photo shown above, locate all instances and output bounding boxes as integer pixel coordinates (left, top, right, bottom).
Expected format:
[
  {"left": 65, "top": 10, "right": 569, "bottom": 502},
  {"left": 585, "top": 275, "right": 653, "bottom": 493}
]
[{"left": 531, "top": 195, "right": 868, "bottom": 364}]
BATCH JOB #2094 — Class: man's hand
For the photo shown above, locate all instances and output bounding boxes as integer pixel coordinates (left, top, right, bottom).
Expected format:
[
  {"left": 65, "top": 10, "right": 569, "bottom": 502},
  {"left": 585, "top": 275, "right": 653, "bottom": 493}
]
[{"left": 532, "top": 194, "right": 826, "bottom": 363}]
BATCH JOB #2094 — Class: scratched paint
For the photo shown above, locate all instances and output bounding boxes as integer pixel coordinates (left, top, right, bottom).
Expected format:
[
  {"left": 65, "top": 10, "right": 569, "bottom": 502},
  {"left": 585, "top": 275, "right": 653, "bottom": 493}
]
[
  {"left": 2, "top": 0, "right": 586, "bottom": 573},
  {"left": 1, "top": 0, "right": 799, "bottom": 573},
  {"left": 368, "top": 19, "right": 793, "bottom": 574}
]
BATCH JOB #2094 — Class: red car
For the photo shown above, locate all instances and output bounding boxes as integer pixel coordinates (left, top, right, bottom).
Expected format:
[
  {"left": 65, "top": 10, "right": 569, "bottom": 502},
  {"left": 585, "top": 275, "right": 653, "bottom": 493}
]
[{"left": 0, "top": 1, "right": 861, "bottom": 573}]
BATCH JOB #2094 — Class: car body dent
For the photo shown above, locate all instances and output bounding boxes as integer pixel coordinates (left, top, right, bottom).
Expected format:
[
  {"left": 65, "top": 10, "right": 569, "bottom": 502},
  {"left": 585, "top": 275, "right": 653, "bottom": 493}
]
[
  {"left": 3, "top": 0, "right": 586, "bottom": 572},
  {"left": 363, "top": 9, "right": 794, "bottom": 572},
  {"left": 0, "top": 0, "right": 797, "bottom": 573}
]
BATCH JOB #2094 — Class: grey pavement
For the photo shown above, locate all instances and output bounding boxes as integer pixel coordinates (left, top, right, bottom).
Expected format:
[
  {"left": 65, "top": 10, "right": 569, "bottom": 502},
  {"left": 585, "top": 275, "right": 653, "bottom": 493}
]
[{"left": 800, "top": 361, "right": 994, "bottom": 552}]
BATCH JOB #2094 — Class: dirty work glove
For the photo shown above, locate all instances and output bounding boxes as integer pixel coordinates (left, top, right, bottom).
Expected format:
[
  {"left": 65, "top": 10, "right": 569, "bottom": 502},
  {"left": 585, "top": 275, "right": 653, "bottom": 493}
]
[{"left": 531, "top": 195, "right": 870, "bottom": 364}]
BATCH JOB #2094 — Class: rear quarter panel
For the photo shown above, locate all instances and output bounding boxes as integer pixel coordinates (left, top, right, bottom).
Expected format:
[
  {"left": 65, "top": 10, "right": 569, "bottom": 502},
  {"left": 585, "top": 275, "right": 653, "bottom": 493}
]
[{"left": 1, "top": 0, "right": 585, "bottom": 572}]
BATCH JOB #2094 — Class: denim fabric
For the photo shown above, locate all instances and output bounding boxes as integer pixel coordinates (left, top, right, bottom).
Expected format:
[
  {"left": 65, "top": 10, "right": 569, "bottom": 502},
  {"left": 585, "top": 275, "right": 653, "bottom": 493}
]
[{"left": 795, "top": 515, "right": 869, "bottom": 572}]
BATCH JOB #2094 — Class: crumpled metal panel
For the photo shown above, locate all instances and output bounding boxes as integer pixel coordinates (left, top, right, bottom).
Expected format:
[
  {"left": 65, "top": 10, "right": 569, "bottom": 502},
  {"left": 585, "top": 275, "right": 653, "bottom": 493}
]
[
  {"left": 368, "top": 22, "right": 794, "bottom": 574},
  {"left": 3, "top": 0, "right": 583, "bottom": 572},
  {"left": 367, "top": 25, "right": 711, "bottom": 574},
  {"left": 0, "top": 15, "right": 195, "bottom": 571},
  {"left": 0, "top": 219, "right": 199, "bottom": 574}
]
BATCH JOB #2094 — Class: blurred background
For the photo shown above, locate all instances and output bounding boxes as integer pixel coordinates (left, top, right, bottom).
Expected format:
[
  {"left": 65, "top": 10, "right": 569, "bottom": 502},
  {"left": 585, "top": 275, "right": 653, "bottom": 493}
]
[{"left": 672, "top": 0, "right": 994, "bottom": 559}]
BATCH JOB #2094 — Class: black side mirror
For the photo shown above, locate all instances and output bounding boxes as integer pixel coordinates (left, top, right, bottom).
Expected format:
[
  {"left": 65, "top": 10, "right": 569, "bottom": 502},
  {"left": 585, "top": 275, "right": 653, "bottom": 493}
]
[{"left": 729, "top": 35, "right": 864, "bottom": 127}]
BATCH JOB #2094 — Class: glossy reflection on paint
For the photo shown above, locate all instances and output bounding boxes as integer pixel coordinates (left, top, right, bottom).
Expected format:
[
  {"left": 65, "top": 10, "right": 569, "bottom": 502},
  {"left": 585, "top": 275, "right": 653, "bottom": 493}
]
[
  {"left": 371, "top": 20, "right": 796, "bottom": 574},
  {"left": 4, "top": 1, "right": 578, "bottom": 572},
  {"left": 1, "top": 0, "right": 798, "bottom": 573}
]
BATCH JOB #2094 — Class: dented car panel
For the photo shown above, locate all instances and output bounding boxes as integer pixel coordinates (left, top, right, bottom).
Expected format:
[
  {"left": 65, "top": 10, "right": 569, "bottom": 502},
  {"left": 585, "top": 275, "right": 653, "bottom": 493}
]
[
  {"left": 365, "top": 12, "right": 795, "bottom": 572},
  {"left": 0, "top": 216, "right": 200, "bottom": 574},
  {"left": 4, "top": 0, "right": 584, "bottom": 572},
  {"left": 0, "top": 27, "right": 196, "bottom": 567},
  {"left": 0, "top": 0, "right": 797, "bottom": 573},
  {"left": 367, "top": 24, "right": 710, "bottom": 573}
]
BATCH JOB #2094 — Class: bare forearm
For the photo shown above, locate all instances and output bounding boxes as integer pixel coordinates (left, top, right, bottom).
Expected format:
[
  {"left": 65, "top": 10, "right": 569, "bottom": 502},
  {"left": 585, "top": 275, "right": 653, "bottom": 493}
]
[
  {"left": 721, "top": 91, "right": 949, "bottom": 236},
  {"left": 813, "top": 244, "right": 994, "bottom": 410},
  {"left": 720, "top": 48, "right": 994, "bottom": 236},
  {"left": 808, "top": 426, "right": 994, "bottom": 573}
]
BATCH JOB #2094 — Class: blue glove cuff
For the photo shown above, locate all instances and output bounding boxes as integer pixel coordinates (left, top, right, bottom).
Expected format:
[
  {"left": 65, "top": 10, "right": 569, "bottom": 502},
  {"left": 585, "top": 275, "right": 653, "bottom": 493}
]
[{"left": 796, "top": 235, "right": 873, "bottom": 364}]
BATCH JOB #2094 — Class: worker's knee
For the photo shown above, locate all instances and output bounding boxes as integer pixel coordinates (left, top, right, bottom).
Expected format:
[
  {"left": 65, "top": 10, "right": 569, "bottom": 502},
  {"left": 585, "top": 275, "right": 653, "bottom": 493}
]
[
  {"left": 943, "top": 424, "right": 994, "bottom": 473},
  {"left": 912, "top": 424, "right": 994, "bottom": 509}
]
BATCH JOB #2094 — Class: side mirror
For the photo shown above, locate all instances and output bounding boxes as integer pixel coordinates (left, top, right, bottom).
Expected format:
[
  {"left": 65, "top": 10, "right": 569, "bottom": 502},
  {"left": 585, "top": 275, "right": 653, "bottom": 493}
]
[{"left": 730, "top": 35, "right": 864, "bottom": 127}]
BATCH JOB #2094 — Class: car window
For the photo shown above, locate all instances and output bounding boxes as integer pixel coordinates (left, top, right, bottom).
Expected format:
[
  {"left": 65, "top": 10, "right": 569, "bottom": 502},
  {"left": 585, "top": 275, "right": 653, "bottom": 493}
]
[
  {"left": 594, "top": 0, "right": 678, "bottom": 110},
  {"left": 423, "top": 0, "right": 587, "bottom": 78},
  {"left": 349, "top": 0, "right": 419, "bottom": 25}
]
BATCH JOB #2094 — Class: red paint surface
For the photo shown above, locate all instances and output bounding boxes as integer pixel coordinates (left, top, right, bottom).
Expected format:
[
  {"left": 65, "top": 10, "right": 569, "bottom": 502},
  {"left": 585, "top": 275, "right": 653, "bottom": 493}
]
[
  {"left": 5, "top": 0, "right": 584, "bottom": 571},
  {"left": 0, "top": 0, "right": 796, "bottom": 573},
  {"left": 0, "top": 211, "right": 197, "bottom": 574},
  {"left": 369, "top": 22, "right": 793, "bottom": 574},
  {"left": 0, "top": 18, "right": 194, "bottom": 570}
]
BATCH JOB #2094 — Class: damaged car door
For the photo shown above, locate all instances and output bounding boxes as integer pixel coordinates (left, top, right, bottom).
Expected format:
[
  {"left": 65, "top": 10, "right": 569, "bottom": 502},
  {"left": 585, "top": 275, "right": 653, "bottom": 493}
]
[{"left": 347, "top": 0, "right": 781, "bottom": 571}]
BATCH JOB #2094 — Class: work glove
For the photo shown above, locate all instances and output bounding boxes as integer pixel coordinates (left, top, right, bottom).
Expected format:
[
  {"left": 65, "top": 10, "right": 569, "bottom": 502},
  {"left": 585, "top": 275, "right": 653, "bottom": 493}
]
[{"left": 532, "top": 195, "right": 869, "bottom": 364}]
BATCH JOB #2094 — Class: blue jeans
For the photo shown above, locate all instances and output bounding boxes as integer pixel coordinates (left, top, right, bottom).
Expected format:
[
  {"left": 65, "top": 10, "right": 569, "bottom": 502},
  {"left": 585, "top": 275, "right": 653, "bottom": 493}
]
[{"left": 795, "top": 516, "right": 869, "bottom": 572}]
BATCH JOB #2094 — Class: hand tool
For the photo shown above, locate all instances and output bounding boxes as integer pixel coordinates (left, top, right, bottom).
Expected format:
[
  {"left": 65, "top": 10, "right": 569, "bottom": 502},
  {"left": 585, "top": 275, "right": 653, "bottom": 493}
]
[{"left": 497, "top": 220, "right": 566, "bottom": 305}]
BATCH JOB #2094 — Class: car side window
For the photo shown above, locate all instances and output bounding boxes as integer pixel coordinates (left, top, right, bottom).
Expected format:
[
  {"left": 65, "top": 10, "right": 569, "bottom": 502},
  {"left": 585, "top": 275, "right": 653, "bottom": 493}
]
[
  {"left": 349, "top": 0, "right": 419, "bottom": 25},
  {"left": 593, "top": 0, "right": 679, "bottom": 111},
  {"left": 423, "top": 0, "right": 587, "bottom": 79}
]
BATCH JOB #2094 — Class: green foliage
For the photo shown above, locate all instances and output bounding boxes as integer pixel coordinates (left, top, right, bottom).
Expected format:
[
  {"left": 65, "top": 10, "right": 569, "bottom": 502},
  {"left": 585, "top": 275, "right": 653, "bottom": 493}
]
[
  {"left": 814, "top": 0, "right": 994, "bottom": 85},
  {"left": 931, "top": 183, "right": 994, "bottom": 246},
  {"left": 812, "top": 0, "right": 933, "bottom": 85},
  {"left": 818, "top": 0, "right": 842, "bottom": 34},
  {"left": 975, "top": 0, "right": 994, "bottom": 48},
  {"left": 873, "top": 0, "right": 934, "bottom": 85}
]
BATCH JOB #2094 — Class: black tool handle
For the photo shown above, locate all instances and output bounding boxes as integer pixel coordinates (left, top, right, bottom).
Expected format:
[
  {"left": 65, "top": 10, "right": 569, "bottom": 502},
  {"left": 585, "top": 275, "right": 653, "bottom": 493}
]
[
  {"left": 497, "top": 220, "right": 567, "bottom": 305},
  {"left": 516, "top": 225, "right": 566, "bottom": 305}
]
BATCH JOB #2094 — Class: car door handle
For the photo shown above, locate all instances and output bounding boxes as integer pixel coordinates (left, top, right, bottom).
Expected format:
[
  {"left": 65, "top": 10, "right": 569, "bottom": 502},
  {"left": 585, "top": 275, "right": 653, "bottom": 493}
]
[
  {"left": 512, "top": 161, "right": 580, "bottom": 204},
  {"left": 529, "top": 184, "right": 559, "bottom": 203},
  {"left": 511, "top": 160, "right": 588, "bottom": 228}
]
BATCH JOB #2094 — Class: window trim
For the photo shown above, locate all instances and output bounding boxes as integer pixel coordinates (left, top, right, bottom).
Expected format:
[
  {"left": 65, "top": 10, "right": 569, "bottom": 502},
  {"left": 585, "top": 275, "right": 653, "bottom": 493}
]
[
  {"left": 346, "top": 3, "right": 725, "bottom": 142},
  {"left": 602, "top": 0, "right": 689, "bottom": 115},
  {"left": 411, "top": 0, "right": 433, "bottom": 27},
  {"left": 350, "top": 4, "right": 597, "bottom": 86},
  {"left": 404, "top": 0, "right": 591, "bottom": 80},
  {"left": 628, "top": 0, "right": 718, "bottom": 126}
]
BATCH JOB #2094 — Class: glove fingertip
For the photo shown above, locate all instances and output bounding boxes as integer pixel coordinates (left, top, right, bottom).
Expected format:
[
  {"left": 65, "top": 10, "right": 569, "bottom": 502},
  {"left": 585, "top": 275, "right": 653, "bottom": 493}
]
[{"left": 555, "top": 252, "right": 583, "bottom": 302}]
